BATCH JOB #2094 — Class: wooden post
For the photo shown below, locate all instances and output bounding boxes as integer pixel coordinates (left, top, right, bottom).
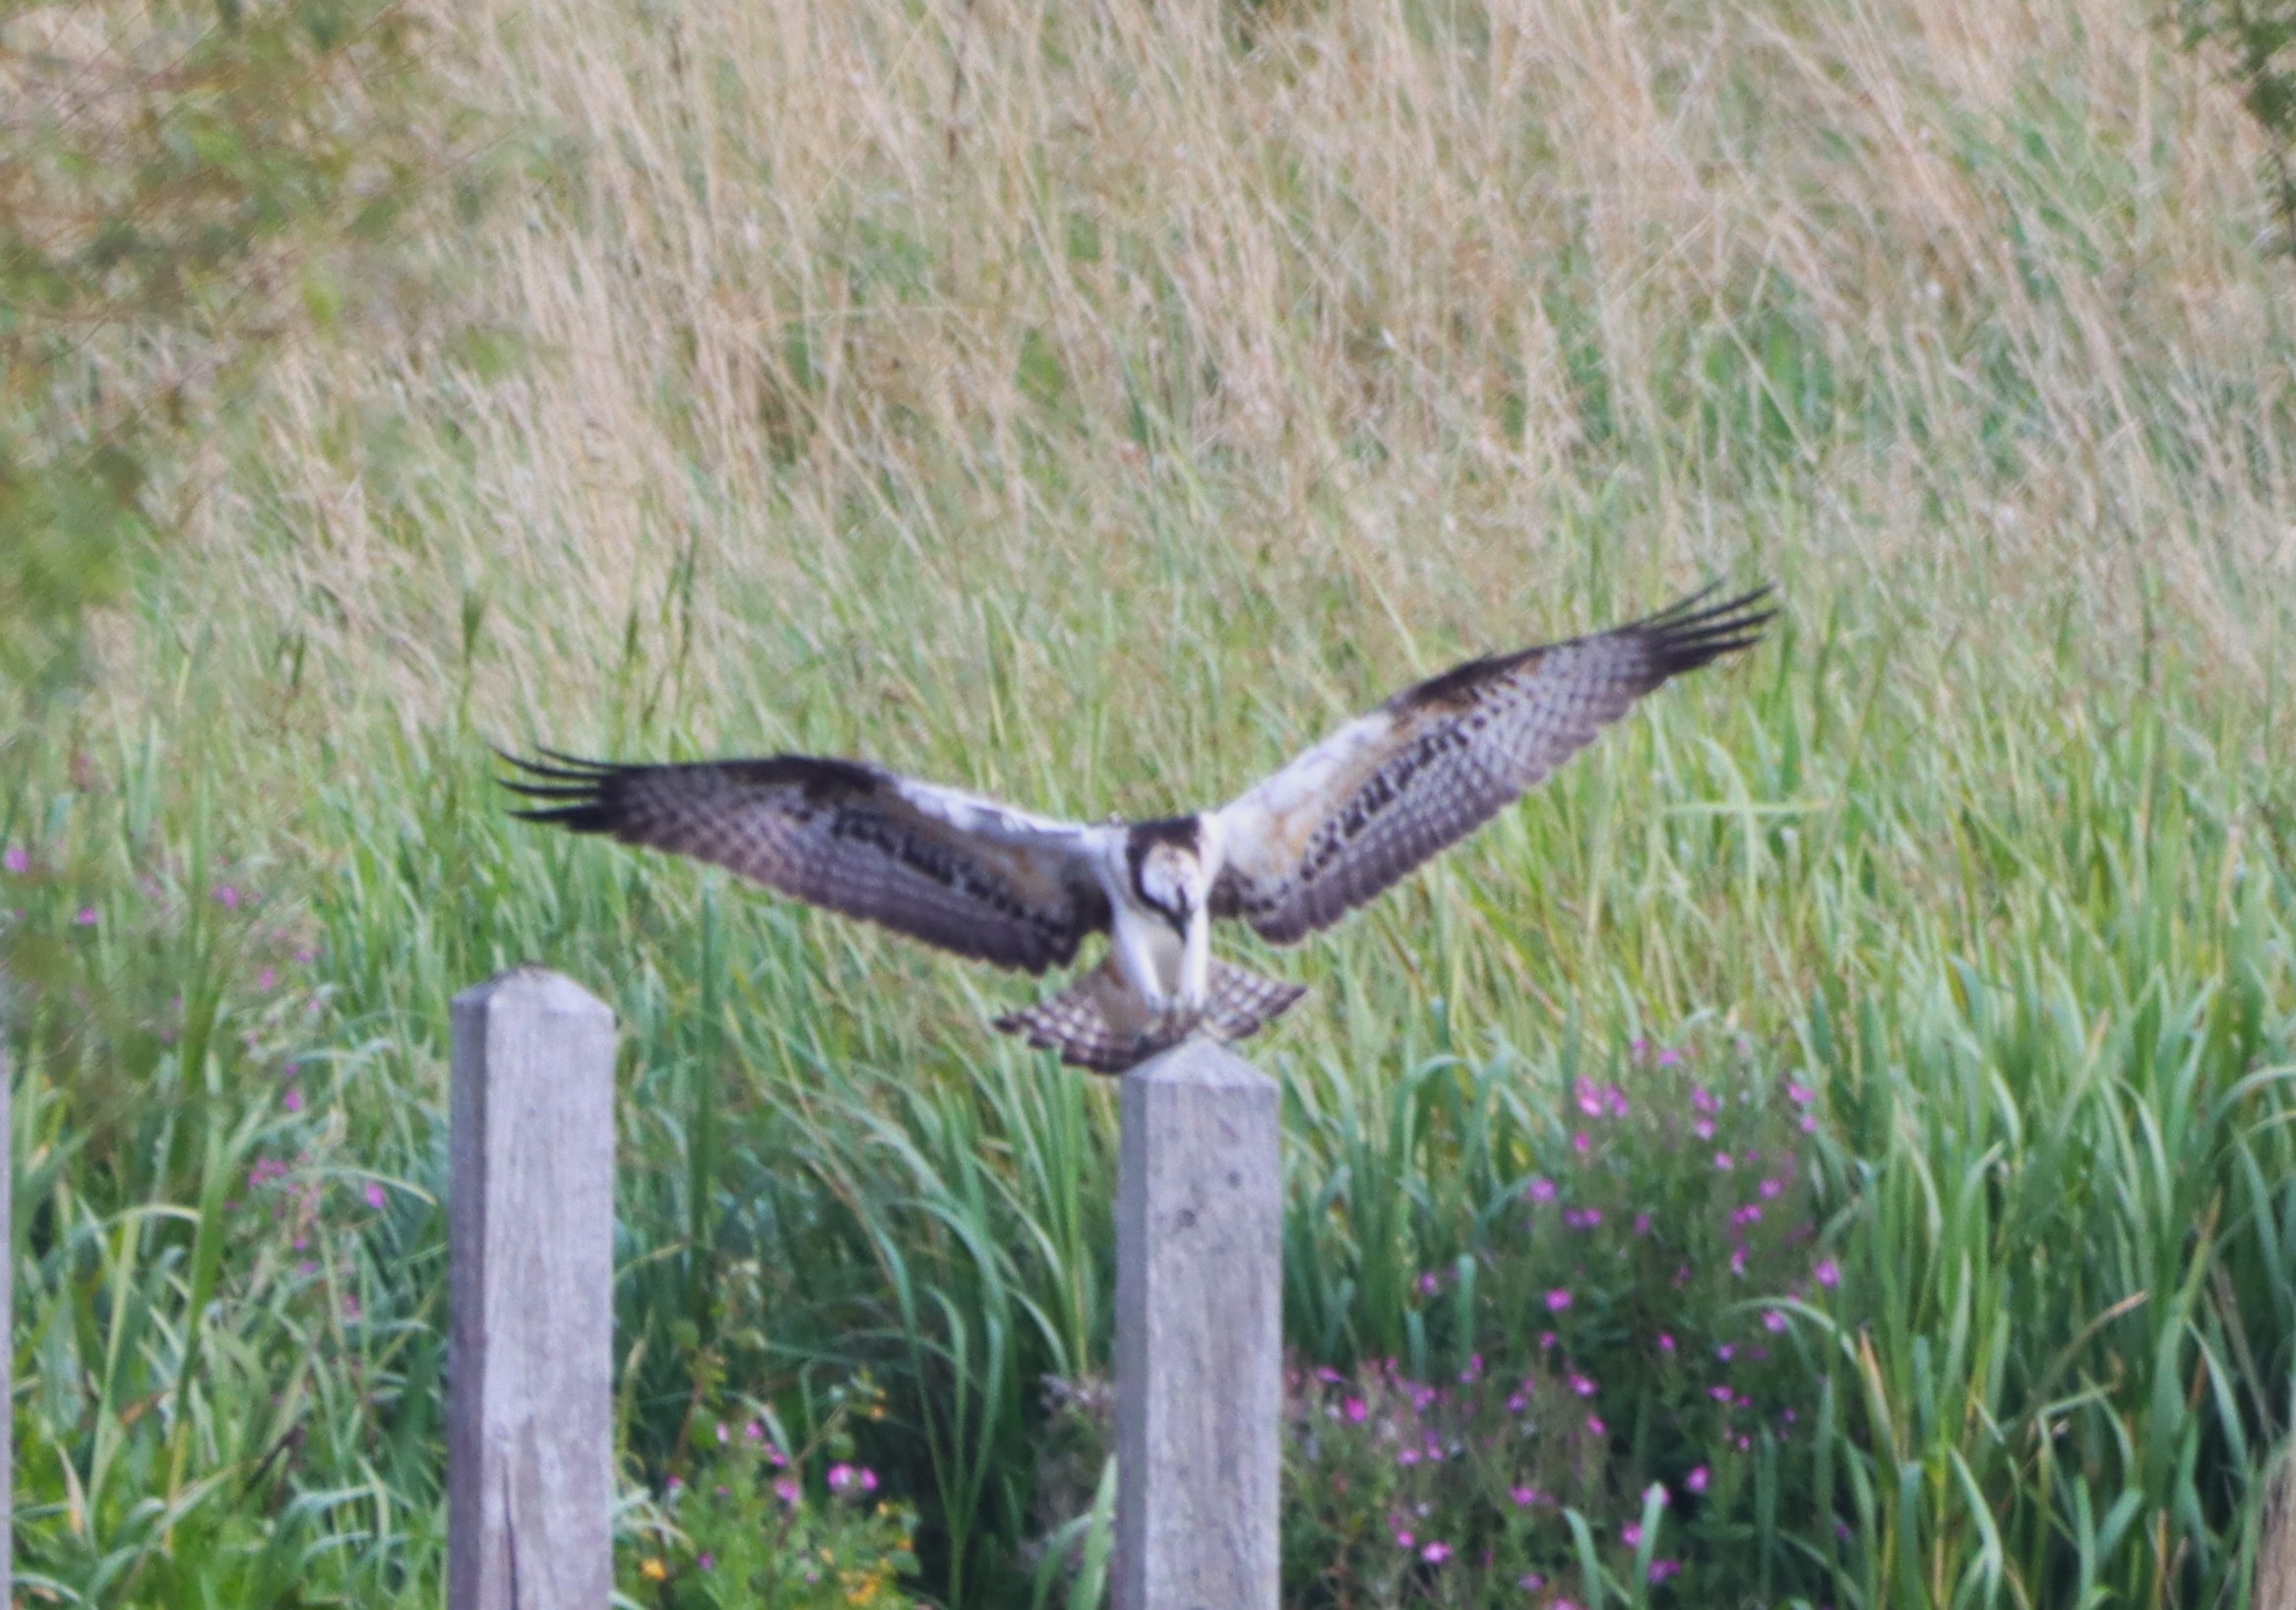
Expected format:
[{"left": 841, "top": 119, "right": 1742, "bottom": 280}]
[
  {"left": 449, "top": 966, "right": 617, "bottom": 1610},
  {"left": 3, "top": 1042, "right": 12, "bottom": 1606},
  {"left": 2261, "top": 1447, "right": 2296, "bottom": 1610},
  {"left": 1114, "top": 1037, "right": 1281, "bottom": 1610}
]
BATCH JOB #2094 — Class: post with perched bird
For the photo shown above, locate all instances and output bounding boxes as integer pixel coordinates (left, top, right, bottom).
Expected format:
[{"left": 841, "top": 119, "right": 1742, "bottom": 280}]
[
  {"left": 1114, "top": 1036, "right": 1281, "bottom": 1610},
  {"left": 447, "top": 966, "right": 617, "bottom": 1610}
]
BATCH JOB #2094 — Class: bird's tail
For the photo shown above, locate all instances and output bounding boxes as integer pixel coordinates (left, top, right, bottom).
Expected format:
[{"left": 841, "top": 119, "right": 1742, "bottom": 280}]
[
  {"left": 993, "top": 960, "right": 1306, "bottom": 1074},
  {"left": 1201, "top": 960, "right": 1308, "bottom": 1046}
]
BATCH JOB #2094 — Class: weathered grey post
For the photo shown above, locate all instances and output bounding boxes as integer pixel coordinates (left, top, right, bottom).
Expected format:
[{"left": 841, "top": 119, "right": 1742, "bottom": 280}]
[
  {"left": 449, "top": 966, "right": 617, "bottom": 1610},
  {"left": 3, "top": 1043, "right": 12, "bottom": 1603},
  {"left": 1114, "top": 1037, "right": 1281, "bottom": 1610}
]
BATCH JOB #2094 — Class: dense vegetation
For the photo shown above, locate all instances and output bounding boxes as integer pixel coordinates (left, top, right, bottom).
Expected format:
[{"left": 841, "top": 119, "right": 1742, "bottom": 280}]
[{"left": 6, "top": 0, "right": 2295, "bottom": 1604}]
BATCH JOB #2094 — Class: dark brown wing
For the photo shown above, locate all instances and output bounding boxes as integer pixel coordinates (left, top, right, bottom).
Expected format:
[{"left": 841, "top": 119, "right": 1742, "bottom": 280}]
[
  {"left": 1211, "top": 585, "right": 1773, "bottom": 943},
  {"left": 502, "top": 751, "right": 1113, "bottom": 973}
]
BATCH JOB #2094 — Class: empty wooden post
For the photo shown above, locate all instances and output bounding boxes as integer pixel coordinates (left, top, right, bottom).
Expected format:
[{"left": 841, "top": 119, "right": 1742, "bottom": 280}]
[
  {"left": 4, "top": 1043, "right": 12, "bottom": 1606},
  {"left": 2261, "top": 1447, "right": 2296, "bottom": 1610},
  {"left": 1114, "top": 1037, "right": 1281, "bottom": 1610},
  {"left": 449, "top": 966, "right": 617, "bottom": 1610}
]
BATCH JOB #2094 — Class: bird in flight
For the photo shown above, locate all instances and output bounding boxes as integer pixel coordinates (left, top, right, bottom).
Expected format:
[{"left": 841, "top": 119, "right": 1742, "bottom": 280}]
[{"left": 502, "top": 584, "right": 1772, "bottom": 1072}]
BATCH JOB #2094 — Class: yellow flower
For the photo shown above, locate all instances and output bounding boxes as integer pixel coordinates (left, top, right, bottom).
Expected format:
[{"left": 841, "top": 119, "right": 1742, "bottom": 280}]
[{"left": 639, "top": 1558, "right": 668, "bottom": 1582}]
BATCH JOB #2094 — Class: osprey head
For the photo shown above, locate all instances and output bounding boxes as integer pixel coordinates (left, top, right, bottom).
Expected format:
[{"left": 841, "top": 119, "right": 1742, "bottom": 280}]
[{"left": 1128, "top": 816, "right": 1211, "bottom": 934}]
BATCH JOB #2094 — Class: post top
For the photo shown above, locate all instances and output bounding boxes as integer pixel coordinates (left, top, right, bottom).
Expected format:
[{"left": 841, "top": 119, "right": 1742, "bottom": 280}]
[
  {"left": 450, "top": 963, "right": 616, "bottom": 1025},
  {"left": 1121, "top": 1032, "right": 1275, "bottom": 1092}
]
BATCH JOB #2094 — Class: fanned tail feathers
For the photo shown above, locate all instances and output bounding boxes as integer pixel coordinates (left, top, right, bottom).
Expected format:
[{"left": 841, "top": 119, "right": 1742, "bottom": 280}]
[
  {"left": 993, "top": 960, "right": 1306, "bottom": 1073},
  {"left": 1202, "top": 962, "right": 1308, "bottom": 1043}
]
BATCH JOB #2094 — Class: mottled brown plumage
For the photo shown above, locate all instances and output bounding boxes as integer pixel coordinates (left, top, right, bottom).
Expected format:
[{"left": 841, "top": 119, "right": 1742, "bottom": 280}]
[{"left": 504, "top": 583, "right": 1772, "bottom": 1070}]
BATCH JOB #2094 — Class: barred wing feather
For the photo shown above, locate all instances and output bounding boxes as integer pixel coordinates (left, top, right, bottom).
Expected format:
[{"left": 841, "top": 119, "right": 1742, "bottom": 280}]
[
  {"left": 1211, "top": 586, "right": 1773, "bottom": 944},
  {"left": 501, "top": 752, "right": 1112, "bottom": 972}
]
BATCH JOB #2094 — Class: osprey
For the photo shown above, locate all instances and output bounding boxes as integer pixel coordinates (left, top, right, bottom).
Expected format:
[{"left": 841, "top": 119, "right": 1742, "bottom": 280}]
[{"left": 503, "top": 584, "right": 1772, "bottom": 1071}]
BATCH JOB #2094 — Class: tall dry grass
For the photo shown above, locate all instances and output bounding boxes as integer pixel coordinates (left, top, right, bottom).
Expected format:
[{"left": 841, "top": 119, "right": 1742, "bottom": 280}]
[{"left": 150, "top": 0, "right": 2291, "bottom": 764}]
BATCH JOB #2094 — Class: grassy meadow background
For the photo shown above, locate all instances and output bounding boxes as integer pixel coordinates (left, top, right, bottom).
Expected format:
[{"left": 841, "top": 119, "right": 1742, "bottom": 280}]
[{"left": 6, "top": 0, "right": 2296, "bottom": 1603}]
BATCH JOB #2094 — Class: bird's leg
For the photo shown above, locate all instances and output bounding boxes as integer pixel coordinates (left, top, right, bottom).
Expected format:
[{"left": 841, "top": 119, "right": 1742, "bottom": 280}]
[{"left": 1180, "top": 901, "right": 1211, "bottom": 1013}]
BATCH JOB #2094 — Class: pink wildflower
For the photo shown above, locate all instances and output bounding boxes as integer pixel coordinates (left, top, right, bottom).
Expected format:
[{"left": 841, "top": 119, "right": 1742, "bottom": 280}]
[
  {"left": 364, "top": 1182, "right": 387, "bottom": 1210},
  {"left": 1622, "top": 1522, "right": 1644, "bottom": 1547},
  {"left": 1394, "top": 1530, "right": 1414, "bottom": 1549},
  {"left": 1633, "top": 1212, "right": 1651, "bottom": 1234},
  {"left": 1760, "top": 1176, "right": 1785, "bottom": 1200},
  {"left": 258, "top": 966, "right": 279, "bottom": 991},
  {"left": 1569, "top": 1373, "right": 1596, "bottom": 1397},
  {"left": 1510, "top": 1485, "right": 1538, "bottom": 1508},
  {"left": 1573, "top": 1132, "right": 1591, "bottom": 1155},
  {"left": 1786, "top": 1079, "right": 1816, "bottom": 1105},
  {"left": 1713, "top": 1150, "right": 1734, "bottom": 1170},
  {"left": 1343, "top": 1395, "right": 1368, "bottom": 1423},
  {"left": 1686, "top": 1465, "right": 1709, "bottom": 1493},
  {"left": 1, "top": 846, "right": 26, "bottom": 874},
  {"left": 1418, "top": 1270, "right": 1441, "bottom": 1295},
  {"left": 1730, "top": 1246, "right": 1749, "bottom": 1277},
  {"left": 1649, "top": 1559, "right": 1684, "bottom": 1584},
  {"left": 1715, "top": 1343, "right": 1735, "bottom": 1361},
  {"left": 1420, "top": 1541, "right": 1452, "bottom": 1565},
  {"left": 215, "top": 885, "right": 240, "bottom": 909},
  {"left": 1586, "top": 1414, "right": 1606, "bottom": 1435},
  {"left": 1545, "top": 1288, "right": 1573, "bottom": 1312},
  {"left": 1656, "top": 1048, "right": 1681, "bottom": 1067},
  {"left": 1815, "top": 1258, "right": 1841, "bottom": 1288},
  {"left": 1527, "top": 1176, "right": 1558, "bottom": 1203},
  {"left": 697, "top": 1553, "right": 714, "bottom": 1572},
  {"left": 74, "top": 906, "right": 98, "bottom": 926},
  {"left": 1520, "top": 1573, "right": 1546, "bottom": 1589},
  {"left": 1576, "top": 1079, "right": 1602, "bottom": 1117},
  {"left": 1764, "top": 1310, "right": 1789, "bottom": 1333},
  {"left": 1658, "top": 1331, "right": 1676, "bottom": 1353},
  {"left": 1691, "top": 1087, "right": 1717, "bottom": 1114},
  {"left": 775, "top": 1477, "right": 800, "bottom": 1505},
  {"left": 283, "top": 1087, "right": 304, "bottom": 1113}
]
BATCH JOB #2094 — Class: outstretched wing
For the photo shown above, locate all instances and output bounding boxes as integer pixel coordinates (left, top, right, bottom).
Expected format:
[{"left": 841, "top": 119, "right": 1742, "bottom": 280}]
[
  {"left": 1211, "top": 585, "right": 1774, "bottom": 944},
  {"left": 501, "top": 751, "right": 1113, "bottom": 973}
]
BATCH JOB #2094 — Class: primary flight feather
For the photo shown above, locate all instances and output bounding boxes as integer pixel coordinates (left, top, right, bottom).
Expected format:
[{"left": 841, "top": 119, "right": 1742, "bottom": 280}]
[{"left": 503, "top": 583, "right": 1773, "bottom": 1071}]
